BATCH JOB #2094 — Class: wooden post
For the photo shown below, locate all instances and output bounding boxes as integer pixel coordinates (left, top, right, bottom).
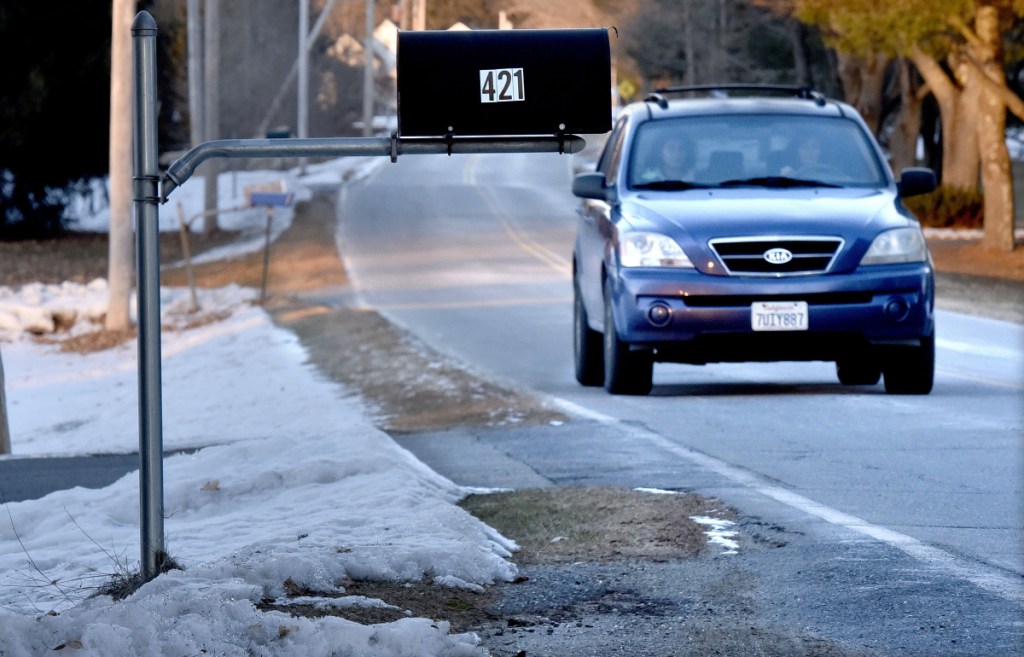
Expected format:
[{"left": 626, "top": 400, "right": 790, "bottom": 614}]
[
  {"left": 260, "top": 207, "right": 273, "bottom": 305},
  {"left": 176, "top": 202, "right": 200, "bottom": 312}
]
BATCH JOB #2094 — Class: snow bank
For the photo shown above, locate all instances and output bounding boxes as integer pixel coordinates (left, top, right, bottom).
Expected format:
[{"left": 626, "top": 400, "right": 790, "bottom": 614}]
[{"left": 0, "top": 283, "right": 516, "bottom": 656}]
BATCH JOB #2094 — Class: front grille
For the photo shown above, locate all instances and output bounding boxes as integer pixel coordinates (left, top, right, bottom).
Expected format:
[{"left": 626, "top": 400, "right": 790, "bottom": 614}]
[{"left": 710, "top": 236, "right": 843, "bottom": 276}]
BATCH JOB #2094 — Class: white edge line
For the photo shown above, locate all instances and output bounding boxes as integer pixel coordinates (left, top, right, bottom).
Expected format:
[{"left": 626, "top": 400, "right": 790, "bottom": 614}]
[{"left": 548, "top": 395, "right": 1024, "bottom": 604}]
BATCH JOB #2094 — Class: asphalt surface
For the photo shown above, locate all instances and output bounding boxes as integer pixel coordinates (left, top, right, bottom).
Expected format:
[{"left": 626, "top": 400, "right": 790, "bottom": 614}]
[
  {"left": 0, "top": 453, "right": 140, "bottom": 504},
  {"left": 396, "top": 421, "right": 1024, "bottom": 657},
  {"left": 336, "top": 152, "right": 1023, "bottom": 656}
]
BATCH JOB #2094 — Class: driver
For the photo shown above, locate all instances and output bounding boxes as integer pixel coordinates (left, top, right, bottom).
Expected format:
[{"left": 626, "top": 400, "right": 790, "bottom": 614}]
[{"left": 636, "top": 135, "right": 693, "bottom": 183}]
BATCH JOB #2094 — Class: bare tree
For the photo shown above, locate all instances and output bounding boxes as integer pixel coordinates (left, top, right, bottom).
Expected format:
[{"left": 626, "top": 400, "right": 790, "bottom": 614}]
[
  {"left": 106, "top": 0, "right": 135, "bottom": 332},
  {"left": 886, "top": 58, "right": 929, "bottom": 173},
  {"left": 799, "top": 0, "right": 1022, "bottom": 252},
  {"left": 625, "top": 0, "right": 800, "bottom": 89},
  {"left": 0, "top": 347, "right": 10, "bottom": 455}
]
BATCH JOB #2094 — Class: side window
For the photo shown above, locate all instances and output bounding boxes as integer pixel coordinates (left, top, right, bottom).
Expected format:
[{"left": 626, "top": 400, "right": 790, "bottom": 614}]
[
  {"left": 596, "top": 117, "right": 628, "bottom": 178},
  {"left": 602, "top": 118, "right": 629, "bottom": 184}
]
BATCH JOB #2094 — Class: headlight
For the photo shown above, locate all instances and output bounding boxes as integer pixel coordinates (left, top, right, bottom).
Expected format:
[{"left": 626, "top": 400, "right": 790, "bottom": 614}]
[
  {"left": 619, "top": 232, "right": 694, "bottom": 268},
  {"left": 861, "top": 227, "right": 928, "bottom": 265}
]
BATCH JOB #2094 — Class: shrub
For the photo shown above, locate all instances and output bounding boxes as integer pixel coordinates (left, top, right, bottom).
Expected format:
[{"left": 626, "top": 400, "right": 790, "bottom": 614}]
[{"left": 904, "top": 185, "right": 984, "bottom": 229}]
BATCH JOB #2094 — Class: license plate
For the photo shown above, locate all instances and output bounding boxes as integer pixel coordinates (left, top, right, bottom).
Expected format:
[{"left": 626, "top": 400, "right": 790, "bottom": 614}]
[{"left": 751, "top": 301, "right": 808, "bottom": 331}]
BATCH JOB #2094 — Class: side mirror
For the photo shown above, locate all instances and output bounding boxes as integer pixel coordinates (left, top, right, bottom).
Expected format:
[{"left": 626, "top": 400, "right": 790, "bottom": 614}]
[
  {"left": 573, "top": 172, "right": 614, "bottom": 202},
  {"left": 897, "top": 167, "right": 937, "bottom": 198}
]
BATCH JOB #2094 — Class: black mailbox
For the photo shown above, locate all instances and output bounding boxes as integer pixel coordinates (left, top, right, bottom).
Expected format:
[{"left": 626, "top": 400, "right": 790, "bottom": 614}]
[{"left": 397, "top": 28, "right": 611, "bottom": 138}]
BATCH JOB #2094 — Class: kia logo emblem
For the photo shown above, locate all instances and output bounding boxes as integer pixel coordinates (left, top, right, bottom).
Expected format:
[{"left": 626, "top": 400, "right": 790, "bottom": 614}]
[{"left": 763, "top": 248, "right": 793, "bottom": 265}]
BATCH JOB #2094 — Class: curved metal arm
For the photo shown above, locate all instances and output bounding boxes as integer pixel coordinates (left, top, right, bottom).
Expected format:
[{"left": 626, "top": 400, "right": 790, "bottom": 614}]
[
  {"left": 160, "top": 134, "right": 586, "bottom": 203},
  {"left": 161, "top": 137, "right": 390, "bottom": 202}
]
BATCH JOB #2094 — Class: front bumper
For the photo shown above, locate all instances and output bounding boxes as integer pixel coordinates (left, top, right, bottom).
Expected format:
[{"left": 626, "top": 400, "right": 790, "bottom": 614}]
[{"left": 609, "top": 264, "right": 934, "bottom": 364}]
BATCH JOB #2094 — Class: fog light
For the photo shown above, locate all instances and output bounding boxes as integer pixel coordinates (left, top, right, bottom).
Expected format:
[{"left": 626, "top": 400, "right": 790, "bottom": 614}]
[
  {"left": 885, "top": 297, "right": 910, "bottom": 322},
  {"left": 648, "top": 302, "right": 672, "bottom": 327}
]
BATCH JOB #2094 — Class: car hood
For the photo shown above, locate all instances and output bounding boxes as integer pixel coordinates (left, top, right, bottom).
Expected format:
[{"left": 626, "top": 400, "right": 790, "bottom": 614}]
[{"left": 619, "top": 187, "right": 917, "bottom": 274}]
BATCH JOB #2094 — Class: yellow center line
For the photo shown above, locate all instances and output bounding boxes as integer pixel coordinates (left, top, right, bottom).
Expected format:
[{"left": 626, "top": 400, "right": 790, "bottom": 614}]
[
  {"left": 464, "top": 155, "right": 572, "bottom": 276},
  {"left": 374, "top": 295, "right": 571, "bottom": 312}
]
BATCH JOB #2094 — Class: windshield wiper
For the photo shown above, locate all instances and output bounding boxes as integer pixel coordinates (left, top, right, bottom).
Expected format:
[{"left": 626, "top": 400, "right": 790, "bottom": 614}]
[
  {"left": 632, "top": 179, "right": 712, "bottom": 190},
  {"left": 717, "top": 176, "right": 841, "bottom": 189}
]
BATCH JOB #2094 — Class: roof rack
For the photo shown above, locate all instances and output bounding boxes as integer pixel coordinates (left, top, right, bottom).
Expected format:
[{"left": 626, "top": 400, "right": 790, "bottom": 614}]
[{"left": 643, "top": 84, "right": 827, "bottom": 109}]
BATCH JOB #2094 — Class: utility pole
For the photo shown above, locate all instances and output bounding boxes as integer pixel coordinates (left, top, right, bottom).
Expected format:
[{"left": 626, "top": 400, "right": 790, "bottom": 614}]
[
  {"left": 203, "top": 0, "right": 220, "bottom": 235},
  {"left": 298, "top": 0, "right": 310, "bottom": 170},
  {"left": 362, "top": 0, "right": 374, "bottom": 136},
  {"left": 187, "top": 0, "right": 203, "bottom": 148},
  {"left": 298, "top": 0, "right": 309, "bottom": 141},
  {"left": 413, "top": 0, "right": 426, "bottom": 31},
  {"left": 398, "top": 0, "right": 410, "bottom": 30},
  {"left": 106, "top": 0, "right": 134, "bottom": 332}
]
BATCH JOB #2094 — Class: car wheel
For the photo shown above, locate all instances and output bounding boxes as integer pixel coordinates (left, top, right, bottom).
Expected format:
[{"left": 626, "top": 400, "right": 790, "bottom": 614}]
[
  {"left": 882, "top": 334, "right": 935, "bottom": 395},
  {"left": 836, "top": 356, "right": 882, "bottom": 386},
  {"left": 574, "top": 277, "right": 604, "bottom": 386},
  {"left": 603, "top": 280, "right": 653, "bottom": 395}
]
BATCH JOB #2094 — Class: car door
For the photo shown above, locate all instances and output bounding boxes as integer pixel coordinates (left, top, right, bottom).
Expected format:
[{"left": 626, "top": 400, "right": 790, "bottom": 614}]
[{"left": 576, "top": 117, "right": 627, "bottom": 320}]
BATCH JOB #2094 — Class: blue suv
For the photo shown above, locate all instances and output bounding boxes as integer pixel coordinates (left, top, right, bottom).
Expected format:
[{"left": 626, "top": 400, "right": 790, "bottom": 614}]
[{"left": 572, "top": 85, "right": 937, "bottom": 395}]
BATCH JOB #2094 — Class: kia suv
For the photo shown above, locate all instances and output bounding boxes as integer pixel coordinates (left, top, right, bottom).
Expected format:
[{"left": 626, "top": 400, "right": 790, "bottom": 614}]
[{"left": 572, "top": 85, "right": 937, "bottom": 395}]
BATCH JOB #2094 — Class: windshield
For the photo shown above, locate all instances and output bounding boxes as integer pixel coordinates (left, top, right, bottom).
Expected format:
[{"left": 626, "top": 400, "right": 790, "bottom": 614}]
[{"left": 627, "top": 114, "right": 889, "bottom": 190}]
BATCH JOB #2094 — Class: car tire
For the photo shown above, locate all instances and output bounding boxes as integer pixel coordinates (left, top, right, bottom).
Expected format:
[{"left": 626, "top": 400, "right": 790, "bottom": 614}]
[
  {"left": 836, "top": 356, "right": 882, "bottom": 386},
  {"left": 603, "top": 279, "right": 653, "bottom": 395},
  {"left": 882, "top": 334, "right": 935, "bottom": 395},
  {"left": 574, "top": 277, "right": 604, "bottom": 386}
]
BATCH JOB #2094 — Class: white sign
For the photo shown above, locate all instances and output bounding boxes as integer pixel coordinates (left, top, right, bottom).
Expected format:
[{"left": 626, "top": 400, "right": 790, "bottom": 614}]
[
  {"left": 480, "top": 68, "right": 525, "bottom": 103},
  {"left": 751, "top": 301, "right": 808, "bottom": 331}
]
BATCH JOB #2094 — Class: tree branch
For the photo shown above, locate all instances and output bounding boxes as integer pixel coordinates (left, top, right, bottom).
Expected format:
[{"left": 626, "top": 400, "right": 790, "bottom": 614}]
[
  {"left": 961, "top": 52, "right": 1024, "bottom": 122},
  {"left": 948, "top": 15, "right": 984, "bottom": 52},
  {"left": 909, "top": 45, "right": 960, "bottom": 106}
]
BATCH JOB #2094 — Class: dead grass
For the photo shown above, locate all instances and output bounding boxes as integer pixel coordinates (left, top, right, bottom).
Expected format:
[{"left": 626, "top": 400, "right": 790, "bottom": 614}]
[
  {"left": 274, "top": 304, "right": 567, "bottom": 432},
  {"left": 253, "top": 486, "right": 737, "bottom": 630},
  {"left": 258, "top": 577, "right": 500, "bottom": 632},
  {"left": 459, "top": 487, "right": 734, "bottom": 564},
  {"left": 51, "top": 328, "right": 138, "bottom": 354},
  {"left": 927, "top": 239, "right": 1024, "bottom": 280},
  {"left": 0, "top": 230, "right": 243, "bottom": 288}
]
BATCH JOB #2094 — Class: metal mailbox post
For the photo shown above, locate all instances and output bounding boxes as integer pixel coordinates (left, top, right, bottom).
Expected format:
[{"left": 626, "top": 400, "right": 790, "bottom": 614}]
[{"left": 132, "top": 10, "right": 610, "bottom": 582}]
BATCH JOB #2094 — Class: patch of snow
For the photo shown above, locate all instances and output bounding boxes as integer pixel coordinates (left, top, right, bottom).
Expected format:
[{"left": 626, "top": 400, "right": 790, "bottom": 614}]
[{"left": 690, "top": 516, "right": 740, "bottom": 555}]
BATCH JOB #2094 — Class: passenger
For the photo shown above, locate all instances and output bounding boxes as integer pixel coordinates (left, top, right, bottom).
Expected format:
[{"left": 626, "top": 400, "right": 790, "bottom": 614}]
[{"left": 782, "top": 134, "right": 823, "bottom": 176}]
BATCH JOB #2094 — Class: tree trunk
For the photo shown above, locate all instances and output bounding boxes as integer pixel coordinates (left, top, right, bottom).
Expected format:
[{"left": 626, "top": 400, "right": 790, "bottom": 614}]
[
  {"left": 0, "top": 347, "right": 10, "bottom": 455},
  {"left": 947, "top": 52, "right": 982, "bottom": 188},
  {"left": 683, "top": 1, "right": 696, "bottom": 85},
  {"left": 106, "top": 0, "right": 135, "bottom": 331},
  {"left": 889, "top": 58, "right": 924, "bottom": 173},
  {"left": 836, "top": 52, "right": 889, "bottom": 134},
  {"left": 972, "top": 4, "right": 1016, "bottom": 252},
  {"left": 788, "top": 19, "right": 813, "bottom": 88},
  {"left": 910, "top": 47, "right": 979, "bottom": 189}
]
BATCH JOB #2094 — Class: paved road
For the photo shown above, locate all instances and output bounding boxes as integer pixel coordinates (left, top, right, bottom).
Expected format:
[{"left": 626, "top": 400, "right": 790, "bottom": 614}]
[{"left": 336, "top": 151, "right": 1023, "bottom": 654}]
